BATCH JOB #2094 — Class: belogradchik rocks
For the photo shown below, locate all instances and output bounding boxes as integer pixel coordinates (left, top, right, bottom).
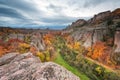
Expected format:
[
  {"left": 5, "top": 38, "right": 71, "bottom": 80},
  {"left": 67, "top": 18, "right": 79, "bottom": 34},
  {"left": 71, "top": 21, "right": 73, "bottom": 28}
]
[{"left": 0, "top": 52, "right": 80, "bottom": 80}]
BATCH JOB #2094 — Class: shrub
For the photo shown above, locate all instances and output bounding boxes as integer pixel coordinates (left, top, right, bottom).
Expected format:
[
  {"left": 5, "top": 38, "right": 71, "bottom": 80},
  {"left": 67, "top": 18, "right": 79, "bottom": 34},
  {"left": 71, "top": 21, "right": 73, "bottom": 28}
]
[
  {"left": 111, "top": 52, "right": 120, "bottom": 65},
  {"left": 18, "top": 43, "right": 30, "bottom": 53},
  {"left": 36, "top": 51, "right": 45, "bottom": 62},
  {"left": 44, "top": 50, "right": 50, "bottom": 61},
  {"left": 107, "top": 19, "right": 113, "bottom": 26},
  {"left": 103, "top": 72, "right": 120, "bottom": 80}
]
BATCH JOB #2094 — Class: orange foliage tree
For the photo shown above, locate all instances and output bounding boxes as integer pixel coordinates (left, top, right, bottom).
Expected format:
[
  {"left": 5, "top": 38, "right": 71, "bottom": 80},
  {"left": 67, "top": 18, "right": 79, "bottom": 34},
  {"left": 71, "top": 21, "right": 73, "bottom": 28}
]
[
  {"left": 87, "top": 41, "right": 107, "bottom": 60},
  {"left": 43, "top": 34, "right": 54, "bottom": 46},
  {"left": 0, "top": 46, "right": 7, "bottom": 57},
  {"left": 7, "top": 38, "right": 23, "bottom": 52}
]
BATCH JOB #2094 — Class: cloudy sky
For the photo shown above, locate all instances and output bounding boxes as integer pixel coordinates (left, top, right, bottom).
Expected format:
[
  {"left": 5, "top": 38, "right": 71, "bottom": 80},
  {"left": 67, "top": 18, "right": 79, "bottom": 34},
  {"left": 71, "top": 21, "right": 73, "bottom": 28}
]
[{"left": 0, "top": 0, "right": 120, "bottom": 29}]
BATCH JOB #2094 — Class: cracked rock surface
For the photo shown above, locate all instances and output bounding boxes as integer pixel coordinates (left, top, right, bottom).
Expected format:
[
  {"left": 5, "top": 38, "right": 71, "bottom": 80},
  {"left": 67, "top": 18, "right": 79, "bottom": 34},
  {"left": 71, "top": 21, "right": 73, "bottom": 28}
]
[{"left": 0, "top": 52, "right": 80, "bottom": 80}]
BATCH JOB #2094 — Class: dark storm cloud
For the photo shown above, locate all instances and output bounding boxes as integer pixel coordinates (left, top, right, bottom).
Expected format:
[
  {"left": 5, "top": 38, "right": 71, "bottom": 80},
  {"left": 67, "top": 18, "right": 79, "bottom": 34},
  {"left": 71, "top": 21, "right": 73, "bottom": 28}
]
[
  {"left": 0, "top": 0, "right": 48, "bottom": 26},
  {"left": 0, "top": 0, "right": 45, "bottom": 20},
  {"left": 0, "top": 0, "right": 37, "bottom": 12},
  {"left": 0, "top": 0, "right": 41, "bottom": 24},
  {"left": 0, "top": 0, "right": 76, "bottom": 27},
  {"left": 0, "top": 7, "right": 25, "bottom": 19}
]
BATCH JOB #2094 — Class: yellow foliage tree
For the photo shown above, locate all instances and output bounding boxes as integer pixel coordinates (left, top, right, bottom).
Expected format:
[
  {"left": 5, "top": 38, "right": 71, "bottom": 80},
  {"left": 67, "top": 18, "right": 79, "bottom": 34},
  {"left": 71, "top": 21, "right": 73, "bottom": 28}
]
[
  {"left": 18, "top": 43, "right": 30, "bottom": 53},
  {"left": 36, "top": 51, "right": 45, "bottom": 62},
  {"left": 67, "top": 41, "right": 80, "bottom": 51},
  {"left": 73, "top": 41, "right": 81, "bottom": 50},
  {"left": 44, "top": 50, "right": 50, "bottom": 61},
  {"left": 19, "top": 43, "right": 30, "bottom": 48}
]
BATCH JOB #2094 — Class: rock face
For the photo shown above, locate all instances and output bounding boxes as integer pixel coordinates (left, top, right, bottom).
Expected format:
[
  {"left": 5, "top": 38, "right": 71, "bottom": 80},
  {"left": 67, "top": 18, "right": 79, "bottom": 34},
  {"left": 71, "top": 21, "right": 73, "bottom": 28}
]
[
  {"left": 114, "top": 30, "right": 120, "bottom": 52},
  {"left": 71, "top": 28, "right": 108, "bottom": 48},
  {"left": 112, "top": 8, "right": 120, "bottom": 19},
  {"left": 66, "top": 8, "right": 120, "bottom": 54},
  {"left": 31, "top": 32, "right": 45, "bottom": 51},
  {"left": 88, "top": 11, "right": 111, "bottom": 24},
  {"left": 67, "top": 19, "right": 87, "bottom": 29},
  {"left": 0, "top": 53, "right": 80, "bottom": 80},
  {"left": 67, "top": 8, "right": 120, "bottom": 30},
  {"left": 0, "top": 31, "right": 46, "bottom": 51}
]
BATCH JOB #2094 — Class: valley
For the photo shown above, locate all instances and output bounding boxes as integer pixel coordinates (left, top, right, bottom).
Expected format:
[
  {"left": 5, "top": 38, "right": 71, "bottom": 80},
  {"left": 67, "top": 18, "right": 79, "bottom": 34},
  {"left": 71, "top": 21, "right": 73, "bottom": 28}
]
[{"left": 0, "top": 8, "right": 120, "bottom": 80}]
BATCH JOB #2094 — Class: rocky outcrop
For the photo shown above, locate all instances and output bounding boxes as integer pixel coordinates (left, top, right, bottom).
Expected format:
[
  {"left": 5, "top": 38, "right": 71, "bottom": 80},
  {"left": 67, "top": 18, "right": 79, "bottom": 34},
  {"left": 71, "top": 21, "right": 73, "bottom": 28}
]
[
  {"left": 72, "top": 19, "right": 86, "bottom": 26},
  {"left": 88, "top": 11, "right": 111, "bottom": 24},
  {"left": 67, "top": 8, "right": 120, "bottom": 30},
  {"left": 0, "top": 31, "right": 46, "bottom": 51},
  {"left": 31, "top": 32, "right": 45, "bottom": 51},
  {"left": 67, "top": 19, "right": 87, "bottom": 29},
  {"left": 88, "top": 8, "right": 120, "bottom": 24},
  {"left": 71, "top": 27, "right": 108, "bottom": 48},
  {"left": 71, "top": 29, "right": 94, "bottom": 48},
  {"left": 0, "top": 52, "right": 80, "bottom": 80},
  {"left": 112, "top": 8, "right": 120, "bottom": 19},
  {"left": 68, "top": 8, "right": 120, "bottom": 50}
]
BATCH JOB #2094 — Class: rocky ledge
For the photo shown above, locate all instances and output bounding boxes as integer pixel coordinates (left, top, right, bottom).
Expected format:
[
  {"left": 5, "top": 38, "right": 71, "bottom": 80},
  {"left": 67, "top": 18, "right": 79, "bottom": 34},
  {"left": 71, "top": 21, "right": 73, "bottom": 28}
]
[{"left": 0, "top": 52, "right": 80, "bottom": 80}]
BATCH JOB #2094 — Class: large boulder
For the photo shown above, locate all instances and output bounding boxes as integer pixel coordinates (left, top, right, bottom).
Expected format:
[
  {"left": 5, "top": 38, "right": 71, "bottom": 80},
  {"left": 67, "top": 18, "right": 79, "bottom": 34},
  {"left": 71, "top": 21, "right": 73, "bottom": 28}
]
[{"left": 0, "top": 53, "right": 80, "bottom": 80}]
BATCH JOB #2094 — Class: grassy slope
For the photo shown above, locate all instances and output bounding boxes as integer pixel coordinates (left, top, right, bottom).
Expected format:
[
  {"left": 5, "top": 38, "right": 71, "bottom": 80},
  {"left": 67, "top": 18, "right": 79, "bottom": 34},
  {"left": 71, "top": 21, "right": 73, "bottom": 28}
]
[{"left": 54, "top": 50, "right": 90, "bottom": 80}]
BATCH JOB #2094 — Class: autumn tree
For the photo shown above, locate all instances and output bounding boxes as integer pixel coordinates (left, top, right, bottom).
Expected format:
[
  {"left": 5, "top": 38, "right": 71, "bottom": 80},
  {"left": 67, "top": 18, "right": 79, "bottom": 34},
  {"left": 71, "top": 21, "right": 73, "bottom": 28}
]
[
  {"left": 0, "top": 46, "right": 7, "bottom": 57},
  {"left": 30, "top": 46, "right": 38, "bottom": 55},
  {"left": 18, "top": 43, "right": 30, "bottom": 53},
  {"left": 43, "top": 34, "right": 54, "bottom": 46},
  {"left": 87, "top": 41, "right": 107, "bottom": 60},
  {"left": 36, "top": 51, "right": 45, "bottom": 62}
]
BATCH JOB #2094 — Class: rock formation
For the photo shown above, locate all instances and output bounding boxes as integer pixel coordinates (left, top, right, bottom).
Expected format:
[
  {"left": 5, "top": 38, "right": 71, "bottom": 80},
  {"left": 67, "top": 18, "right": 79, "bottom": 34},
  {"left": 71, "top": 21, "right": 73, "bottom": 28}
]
[
  {"left": 0, "top": 52, "right": 80, "bottom": 80},
  {"left": 66, "top": 8, "right": 120, "bottom": 52},
  {"left": 114, "top": 28, "right": 120, "bottom": 52},
  {"left": 88, "top": 11, "right": 111, "bottom": 24},
  {"left": 67, "top": 19, "right": 87, "bottom": 29}
]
